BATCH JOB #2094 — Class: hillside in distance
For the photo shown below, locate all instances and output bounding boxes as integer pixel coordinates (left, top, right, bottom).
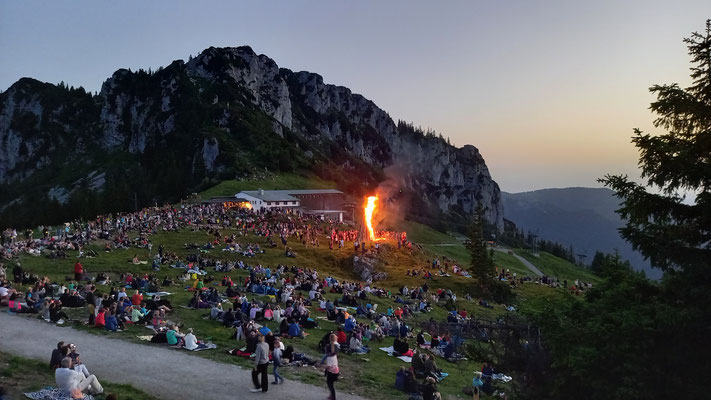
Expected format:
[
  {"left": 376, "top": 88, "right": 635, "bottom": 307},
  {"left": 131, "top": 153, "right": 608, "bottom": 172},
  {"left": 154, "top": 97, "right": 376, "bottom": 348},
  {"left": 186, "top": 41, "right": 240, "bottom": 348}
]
[
  {"left": 0, "top": 46, "right": 502, "bottom": 229},
  {"left": 502, "top": 187, "right": 658, "bottom": 278}
]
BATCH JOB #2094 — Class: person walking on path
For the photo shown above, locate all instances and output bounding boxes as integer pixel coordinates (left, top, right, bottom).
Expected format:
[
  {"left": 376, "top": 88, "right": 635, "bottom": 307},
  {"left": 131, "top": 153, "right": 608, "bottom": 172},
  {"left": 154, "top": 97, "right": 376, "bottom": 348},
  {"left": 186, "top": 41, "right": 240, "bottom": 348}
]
[
  {"left": 251, "top": 334, "right": 270, "bottom": 393},
  {"left": 272, "top": 337, "right": 285, "bottom": 385},
  {"left": 323, "top": 333, "right": 340, "bottom": 400}
]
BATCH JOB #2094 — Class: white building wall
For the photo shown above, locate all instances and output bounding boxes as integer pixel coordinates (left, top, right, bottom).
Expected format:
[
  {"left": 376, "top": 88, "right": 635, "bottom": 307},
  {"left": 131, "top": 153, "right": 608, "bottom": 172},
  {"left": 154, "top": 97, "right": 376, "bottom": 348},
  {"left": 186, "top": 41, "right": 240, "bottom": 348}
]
[
  {"left": 235, "top": 192, "right": 300, "bottom": 212},
  {"left": 237, "top": 193, "right": 266, "bottom": 211}
]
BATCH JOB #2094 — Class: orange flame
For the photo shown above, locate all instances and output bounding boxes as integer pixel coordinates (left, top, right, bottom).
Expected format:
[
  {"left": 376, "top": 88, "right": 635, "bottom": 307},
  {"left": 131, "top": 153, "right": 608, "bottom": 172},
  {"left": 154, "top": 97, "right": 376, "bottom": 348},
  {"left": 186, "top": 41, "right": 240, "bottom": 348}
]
[{"left": 364, "top": 195, "right": 378, "bottom": 241}]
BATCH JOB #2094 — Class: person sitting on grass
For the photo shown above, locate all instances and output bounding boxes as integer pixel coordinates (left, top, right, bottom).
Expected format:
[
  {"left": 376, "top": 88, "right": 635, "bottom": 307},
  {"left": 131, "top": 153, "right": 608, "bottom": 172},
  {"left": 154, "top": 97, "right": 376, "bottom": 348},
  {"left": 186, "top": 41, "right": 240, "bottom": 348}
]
[
  {"left": 55, "top": 357, "right": 103, "bottom": 395},
  {"left": 393, "top": 335, "right": 410, "bottom": 356},
  {"left": 210, "top": 303, "right": 224, "bottom": 320},
  {"left": 278, "top": 318, "right": 289, "bottom": 335},
  {"left": 183, "top": 328, "right": 198, "bottom": 350},
  {"left": 48, "top": 300, "right": 71, "bottom": 323},
  {"left": 131, "top": 290, "right": 143, "bottom": 305},
  {"left": 424, "top": 354, "right": 442, "bottom": 380},
  {"left": 287, "top": 318, "right": 304, "bottom": 338},
  {"left": 50, "top": 341, "right": 65, "bottom": 369},
  {"left": 105, "top": 311, "right": 118, "bottom": 331},
  {"left": 395, "top": 366, "right": 408, "bottom": 391},
  {"left": 335, "top": 326, "right": 347, "bottom": 345},
  {"left": 421, "top": 376, "right": 440, "bottom": 400},
  {"left": 344, "top": 315, "right": 356, "bottom": 333},
  {"left": 349, "top": 334, "right": 369, "bottom": 354},
  {"left": 166, "top": 324, "right": 185, "bottom": 347},
  {"left": 130, "top": 305, "right": 146, "bottom": 324},
  {"left": 68, "top": 344, "right": 91, "bottom": 378}
]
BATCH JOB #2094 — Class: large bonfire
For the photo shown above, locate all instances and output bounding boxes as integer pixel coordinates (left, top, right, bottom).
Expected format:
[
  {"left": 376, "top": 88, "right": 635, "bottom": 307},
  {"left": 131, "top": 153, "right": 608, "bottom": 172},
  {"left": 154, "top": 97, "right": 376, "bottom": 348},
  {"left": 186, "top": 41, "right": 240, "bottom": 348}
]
[{"left": 363, "top": 195, "right": 381, "bottom": 241}]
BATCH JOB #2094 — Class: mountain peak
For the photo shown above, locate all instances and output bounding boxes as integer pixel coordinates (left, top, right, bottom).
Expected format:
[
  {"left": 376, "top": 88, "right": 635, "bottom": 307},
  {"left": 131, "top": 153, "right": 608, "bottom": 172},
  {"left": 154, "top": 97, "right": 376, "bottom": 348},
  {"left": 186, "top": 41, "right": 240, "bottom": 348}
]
[{"left": 0, "top": 45, "right": 504, "bottom": 230}]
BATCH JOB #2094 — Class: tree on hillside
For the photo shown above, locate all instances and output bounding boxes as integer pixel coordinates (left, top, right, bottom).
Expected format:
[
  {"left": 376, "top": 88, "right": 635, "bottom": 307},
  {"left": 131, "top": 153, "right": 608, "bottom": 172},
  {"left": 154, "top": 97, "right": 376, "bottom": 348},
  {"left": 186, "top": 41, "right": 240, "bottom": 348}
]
[
  {"left": 523, "top": 20, "right": 711, "bottom": 400},
  {"left": 527, "top": 255, "right": 669, "bottom": 400},
  {"left": 466, "top": 203, "right": 495, "bottom": 286},
  {"left": 600, "top": 20, "right": 711, "bottom": 276},
  {"left": 589, "top": 250, "right": 607, "bottom": 275}
]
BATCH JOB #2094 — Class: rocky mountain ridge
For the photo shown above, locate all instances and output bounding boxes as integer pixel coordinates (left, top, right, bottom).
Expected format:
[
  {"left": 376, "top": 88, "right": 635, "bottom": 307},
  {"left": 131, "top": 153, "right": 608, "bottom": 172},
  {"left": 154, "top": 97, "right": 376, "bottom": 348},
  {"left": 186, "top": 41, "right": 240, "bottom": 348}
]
[{"left": 0, "top": 46, "right": 502, "bottom": 229}]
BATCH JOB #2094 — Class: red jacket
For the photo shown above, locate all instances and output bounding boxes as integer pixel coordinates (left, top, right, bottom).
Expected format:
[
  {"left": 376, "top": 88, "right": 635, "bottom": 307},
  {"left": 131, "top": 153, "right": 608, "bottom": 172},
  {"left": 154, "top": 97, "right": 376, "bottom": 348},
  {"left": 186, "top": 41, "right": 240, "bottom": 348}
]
[
  {"left": 336, "top": 331, "right": 347, "bottom": 344},
  {"left": 95, "top": 310, "right": 106, "bottom": 327},
  {"left": 74, "top": 262, "right": 83, "bottom": 274}
]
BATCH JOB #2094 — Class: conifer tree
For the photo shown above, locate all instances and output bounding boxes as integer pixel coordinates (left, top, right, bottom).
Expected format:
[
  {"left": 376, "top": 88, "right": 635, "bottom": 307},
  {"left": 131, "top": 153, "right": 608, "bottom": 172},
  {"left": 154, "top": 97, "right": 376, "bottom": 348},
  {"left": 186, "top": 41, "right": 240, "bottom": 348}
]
[
  {"left": 466, "top": 203, "right": 495, "bottom": 287},
  {"left": 600, "top": 20, "right": 711, "bottom": 279}
]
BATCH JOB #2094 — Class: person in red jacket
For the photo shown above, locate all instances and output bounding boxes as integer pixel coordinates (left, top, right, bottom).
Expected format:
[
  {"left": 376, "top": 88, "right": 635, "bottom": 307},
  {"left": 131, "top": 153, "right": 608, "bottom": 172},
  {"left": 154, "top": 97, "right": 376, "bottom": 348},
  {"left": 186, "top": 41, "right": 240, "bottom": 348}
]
[
  {"left": 335, "top": 326, "right": 347, "bottom": 345},
  {"left": 74, "top": 262, "right": 84, "bottom": 281},
  {"left": 131, "top": 291, "right": 143, "bottom": 306},
  {"left": 95, "top": 308, "right": 106, "bottom": 327}
]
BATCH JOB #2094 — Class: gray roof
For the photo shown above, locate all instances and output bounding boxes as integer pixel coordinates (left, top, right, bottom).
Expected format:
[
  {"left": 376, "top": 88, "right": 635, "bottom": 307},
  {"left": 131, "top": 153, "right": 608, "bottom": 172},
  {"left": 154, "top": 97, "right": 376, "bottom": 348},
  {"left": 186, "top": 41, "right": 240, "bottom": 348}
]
[
  {"left": 239, "top": 191, "right": 299, "bottom": 201},
  {"left": 276, "top": 189, "right": 343, "bottom": 195},
  {"left": 237, "top": 189, "right": 342, "bottom": 201}
]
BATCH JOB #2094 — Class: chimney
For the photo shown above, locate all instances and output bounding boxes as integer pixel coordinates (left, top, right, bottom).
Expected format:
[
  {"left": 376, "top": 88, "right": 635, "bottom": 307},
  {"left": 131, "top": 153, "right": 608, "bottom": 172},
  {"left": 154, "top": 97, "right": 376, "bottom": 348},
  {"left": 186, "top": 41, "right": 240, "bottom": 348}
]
[{"left": 259, "top": 188, "right": 264, "bottom": 196}]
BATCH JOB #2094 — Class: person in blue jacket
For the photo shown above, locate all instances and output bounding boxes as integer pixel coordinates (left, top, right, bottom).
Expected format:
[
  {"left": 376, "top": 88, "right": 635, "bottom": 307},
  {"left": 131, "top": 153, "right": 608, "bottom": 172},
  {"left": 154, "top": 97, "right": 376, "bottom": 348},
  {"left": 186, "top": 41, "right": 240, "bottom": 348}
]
[
  {"left": 105, "top": 312, "right": 118, "bottom": 331},
  {"left": 344, "top": 316, "right": 356, "bottom": 333},
  {"left": 287, "top": 319, "right": 303, "bottom": 338}
]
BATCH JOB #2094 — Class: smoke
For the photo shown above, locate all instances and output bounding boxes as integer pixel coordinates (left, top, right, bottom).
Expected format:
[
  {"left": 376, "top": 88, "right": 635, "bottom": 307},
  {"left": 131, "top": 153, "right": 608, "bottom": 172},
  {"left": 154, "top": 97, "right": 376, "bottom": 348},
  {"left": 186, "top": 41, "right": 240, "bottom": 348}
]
[{"left": 371, "top": 164, "right": 412, "bottom": 231}]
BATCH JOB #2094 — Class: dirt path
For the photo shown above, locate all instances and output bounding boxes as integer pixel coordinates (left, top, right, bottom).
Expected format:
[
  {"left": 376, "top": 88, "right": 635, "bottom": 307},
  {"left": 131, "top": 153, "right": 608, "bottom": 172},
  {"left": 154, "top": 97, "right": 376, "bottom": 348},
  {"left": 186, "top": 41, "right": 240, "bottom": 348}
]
[
  {"left": 492, "top": 248, "right": 544, "bottom": 277},
  {"left": 0, "top": 312, "right": 365, "bottom": 400}
]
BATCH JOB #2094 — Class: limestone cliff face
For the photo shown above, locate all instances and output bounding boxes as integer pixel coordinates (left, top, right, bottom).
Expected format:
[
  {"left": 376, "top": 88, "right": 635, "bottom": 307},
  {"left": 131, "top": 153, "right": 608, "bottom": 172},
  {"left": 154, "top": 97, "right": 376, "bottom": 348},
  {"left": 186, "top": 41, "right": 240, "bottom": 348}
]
[
  {"left": 283, "top": 69, "right": 503, "bottom": 227},
  {"left": 0, "top": 46, "right": 503, "bottom": 229}
]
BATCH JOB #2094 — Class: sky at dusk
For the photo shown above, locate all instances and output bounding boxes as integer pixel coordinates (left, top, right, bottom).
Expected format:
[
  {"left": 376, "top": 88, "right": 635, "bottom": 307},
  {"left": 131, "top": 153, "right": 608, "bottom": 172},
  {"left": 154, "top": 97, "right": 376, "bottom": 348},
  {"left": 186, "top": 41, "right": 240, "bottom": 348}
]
[{"left": 1, "top": 0, "right": 709, "bottom": 193}]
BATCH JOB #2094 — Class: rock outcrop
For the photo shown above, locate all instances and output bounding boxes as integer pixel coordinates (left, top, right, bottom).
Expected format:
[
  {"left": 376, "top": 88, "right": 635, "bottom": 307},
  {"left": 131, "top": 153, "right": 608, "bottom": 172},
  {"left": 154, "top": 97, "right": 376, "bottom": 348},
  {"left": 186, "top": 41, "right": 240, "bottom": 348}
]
[{"left": 0, "top": 46, "right": 503, "bottom": 229}]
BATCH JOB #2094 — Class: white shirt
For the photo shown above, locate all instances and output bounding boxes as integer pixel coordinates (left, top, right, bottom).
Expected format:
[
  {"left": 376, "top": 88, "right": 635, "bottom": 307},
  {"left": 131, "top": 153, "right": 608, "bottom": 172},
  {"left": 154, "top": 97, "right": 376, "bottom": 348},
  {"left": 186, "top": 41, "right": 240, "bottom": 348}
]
[
  {"left": 0, "top": 287, "right": 8, "bottom": 297},
  {"left": 55, "top": 367, "right": 82, "bottom": 391},
  {"left": 184, "top": 333, "right": 198, "bottom": 350}
]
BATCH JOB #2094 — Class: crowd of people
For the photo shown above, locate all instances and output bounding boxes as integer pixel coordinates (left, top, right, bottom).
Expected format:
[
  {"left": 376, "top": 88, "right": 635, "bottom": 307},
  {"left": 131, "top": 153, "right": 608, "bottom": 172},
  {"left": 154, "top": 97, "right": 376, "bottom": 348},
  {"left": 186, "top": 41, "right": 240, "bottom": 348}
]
[{"left": 0, "top": 201, "right": 568, "bottom": 399}]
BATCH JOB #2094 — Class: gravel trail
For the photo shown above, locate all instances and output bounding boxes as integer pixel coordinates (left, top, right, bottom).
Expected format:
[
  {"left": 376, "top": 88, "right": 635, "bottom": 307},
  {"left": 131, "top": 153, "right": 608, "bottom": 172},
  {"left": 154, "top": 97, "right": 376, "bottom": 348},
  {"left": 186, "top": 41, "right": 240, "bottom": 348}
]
[
  {"left": 0, "top": 312, "right": 365, "bottom": 400},
  {"left": 492, "top": 248, "right": 544, "bottom": 277}
]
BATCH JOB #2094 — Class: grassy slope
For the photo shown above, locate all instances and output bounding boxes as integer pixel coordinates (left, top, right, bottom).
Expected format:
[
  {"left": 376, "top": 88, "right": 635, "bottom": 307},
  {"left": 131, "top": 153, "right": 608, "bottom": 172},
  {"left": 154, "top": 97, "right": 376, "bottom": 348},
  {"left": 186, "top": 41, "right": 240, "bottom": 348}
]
[
  {"left": 14, "top": 226, "right": 515, "bottom": 400},
  {"left": 0, "top": 351, "right": 156, "bottom": 400},
  {"left": 199, "top": 172, "right": 338, "bottom": 199},
  {"left": 403, "top": 219, "right": 535, "bottom": 278},
  {"left": 516, "top": 250, "right": 601, "bottom": 283},
  {"left": 8, "top": 172, "right": 582, "bottom": 399}
]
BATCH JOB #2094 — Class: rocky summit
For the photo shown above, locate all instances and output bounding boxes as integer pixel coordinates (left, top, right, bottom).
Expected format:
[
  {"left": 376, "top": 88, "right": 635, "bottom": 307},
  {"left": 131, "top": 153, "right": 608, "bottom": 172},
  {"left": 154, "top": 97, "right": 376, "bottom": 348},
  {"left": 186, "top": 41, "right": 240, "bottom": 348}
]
[{"left": 0, "top": 46, "right": 502, "bottom": 228}]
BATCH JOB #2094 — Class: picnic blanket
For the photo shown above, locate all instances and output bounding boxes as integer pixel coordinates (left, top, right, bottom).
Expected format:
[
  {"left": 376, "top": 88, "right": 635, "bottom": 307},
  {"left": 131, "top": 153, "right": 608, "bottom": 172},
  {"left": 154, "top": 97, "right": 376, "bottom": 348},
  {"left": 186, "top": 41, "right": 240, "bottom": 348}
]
[
  {"left": 145, "top": 291, "right": 172, "bottom": 297},
  {"left": 379, "top": 346, "right": 414, "bottom": 361},
  {"left": 229, "top": 347, "right": 252, "bottom": 357},
  {"left": 493, "top": 373, "right": 512, "bottom": 382},
  {"left": 187, "top": 269, "right": 207, "bottom": 275},
  {"left": 24, "top": 387, "right": 94, "bottom": 400},
  {"left": 129, "top": 261, "right": 148, "bottom": 265},
  {"left": 189, "top": 342, "right": 217, "bottom": 351}
]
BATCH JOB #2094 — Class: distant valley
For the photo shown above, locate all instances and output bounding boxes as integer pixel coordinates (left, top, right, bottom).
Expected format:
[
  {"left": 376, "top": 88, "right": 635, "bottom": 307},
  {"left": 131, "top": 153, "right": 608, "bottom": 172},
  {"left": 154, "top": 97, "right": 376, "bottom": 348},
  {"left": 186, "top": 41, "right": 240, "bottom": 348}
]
[{"left": 502, "top": 187, "right": 659, "bottom": 278}]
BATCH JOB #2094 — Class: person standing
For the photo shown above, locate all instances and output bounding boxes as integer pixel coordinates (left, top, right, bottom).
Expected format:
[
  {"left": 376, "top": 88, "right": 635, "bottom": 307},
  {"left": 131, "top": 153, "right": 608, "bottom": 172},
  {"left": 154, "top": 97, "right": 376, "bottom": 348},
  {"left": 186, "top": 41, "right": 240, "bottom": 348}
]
[
  {"left": 85, "top": 286, "right": 96, "bottom": 326},
  {"left": 251, "top": 334, "right": 269, "bottom": 393},
  {"left": 323, "top": 333, "right": 340, "bottom": 400},
  {"left": 272, "top": 337, "right": 285, "bottom": 385}
]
